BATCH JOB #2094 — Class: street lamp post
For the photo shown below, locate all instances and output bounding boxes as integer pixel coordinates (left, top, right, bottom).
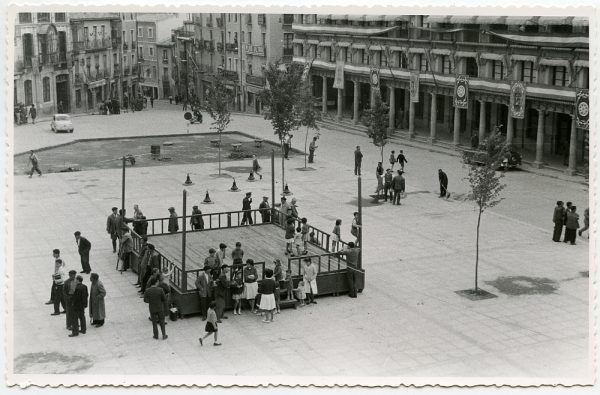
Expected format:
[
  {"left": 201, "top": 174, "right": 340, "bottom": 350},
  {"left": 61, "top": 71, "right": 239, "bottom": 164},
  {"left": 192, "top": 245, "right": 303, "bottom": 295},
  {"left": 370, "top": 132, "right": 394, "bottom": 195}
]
[{"left": 121, "top": 156, "right": 126, "bottom": 214}]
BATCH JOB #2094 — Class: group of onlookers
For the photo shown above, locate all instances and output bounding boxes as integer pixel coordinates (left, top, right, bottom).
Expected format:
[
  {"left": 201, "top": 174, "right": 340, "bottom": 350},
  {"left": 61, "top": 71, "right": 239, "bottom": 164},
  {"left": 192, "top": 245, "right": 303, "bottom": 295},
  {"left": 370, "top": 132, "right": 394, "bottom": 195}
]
[{"left": 553, "top": 201, "right": 588, "bottom": 245}]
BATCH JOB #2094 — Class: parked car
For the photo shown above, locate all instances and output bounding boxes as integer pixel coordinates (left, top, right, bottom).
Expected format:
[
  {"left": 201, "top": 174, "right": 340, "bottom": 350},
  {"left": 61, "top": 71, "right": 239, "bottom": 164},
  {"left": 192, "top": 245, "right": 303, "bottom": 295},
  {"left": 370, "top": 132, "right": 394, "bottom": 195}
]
[
  {"left": 51, "top": 114, "right": 74, "bottom": 133},
  {"left": 463, "top": 146, "right": 522, "bottom": 170},
  {"left": 500, "top": 149, "right": 523, "bottom": 170}
]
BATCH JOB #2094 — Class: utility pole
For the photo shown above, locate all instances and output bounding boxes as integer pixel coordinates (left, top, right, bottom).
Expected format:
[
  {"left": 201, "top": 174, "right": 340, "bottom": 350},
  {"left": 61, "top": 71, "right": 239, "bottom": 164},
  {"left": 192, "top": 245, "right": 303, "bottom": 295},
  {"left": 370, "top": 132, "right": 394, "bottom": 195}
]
[
  {"left": 121, "top": 156, "right": 126, "bottom": 214},
  {"left": 182, "top": 189, "right": 187, "bottom": 291}
]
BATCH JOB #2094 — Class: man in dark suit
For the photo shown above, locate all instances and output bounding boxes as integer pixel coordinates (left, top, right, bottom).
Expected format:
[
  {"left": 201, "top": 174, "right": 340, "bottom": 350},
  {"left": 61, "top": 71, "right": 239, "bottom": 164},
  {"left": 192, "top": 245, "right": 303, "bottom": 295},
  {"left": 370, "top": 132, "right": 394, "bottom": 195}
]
[
  {"left": 63, "top": 270, "right": 77, "bottom": 330},
  {"left": 391, "top": 170, "right": 404, "bottom": 205},
  {"left": 74, "top": 231, "right": 92, "bottom": 274},
  {"left": 241, "top": 192, "right": 253, "bottom": 225},
  {"left": 333, "top": 242, "right": 361, "bottom": 298},
  {"left": 194, "top": 265, "right": 212, "bottom": 320},
  {"left": 438, "top": 169, "right": 449, "bottom": 198},
  {"left": 144, "top": 277, "right": 168, "bottom": 340},
  {"left": 106, "top": 207, "right": 120, "bottom": 253},
  {"left": 552, "top": 201, "right": 566, "bottom": 242},
  {"left": 69, "top": 275, "right": 88, "bottom": 337}
]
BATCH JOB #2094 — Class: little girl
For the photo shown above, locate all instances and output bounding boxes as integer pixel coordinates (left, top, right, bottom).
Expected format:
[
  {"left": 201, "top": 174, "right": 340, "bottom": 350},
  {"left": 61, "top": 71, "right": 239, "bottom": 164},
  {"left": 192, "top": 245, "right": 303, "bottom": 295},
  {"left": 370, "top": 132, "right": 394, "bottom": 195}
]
[
  {"left": 294, "top": 280, "right": 306, "bottom": 306},
  {"left": 284, "top": 269, "right": 293, "bottom": 301},
  {"left": 199, "top": 301, "right": 221, "bottom": 346},
  {"left": 259, "top": 268, "right": 277, "bottom": 323},
  {"left": 231, "top": 270, "right": 244, "bottom": 315},
  {"left": 294, "top": 226, "right": 303, "bottom": 257},
  {"left": 332, "top": 219, "right": 342, "bottom": 252}
]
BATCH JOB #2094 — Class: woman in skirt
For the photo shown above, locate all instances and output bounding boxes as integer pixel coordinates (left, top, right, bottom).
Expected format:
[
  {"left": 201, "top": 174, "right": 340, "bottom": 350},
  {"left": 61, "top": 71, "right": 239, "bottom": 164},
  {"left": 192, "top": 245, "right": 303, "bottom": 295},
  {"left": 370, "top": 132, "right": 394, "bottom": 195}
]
[
  {"left": 243, "top": 259, "right": 259, "bottom": 313},
  {"left": 199, "top": 301, "right": 221, "bottom": 346},
  {"left": 231, "top": 269, "right": 244, "bottom": 315},
  {"left": 259, "top": 268, "right": 277, "bottom": 323}
]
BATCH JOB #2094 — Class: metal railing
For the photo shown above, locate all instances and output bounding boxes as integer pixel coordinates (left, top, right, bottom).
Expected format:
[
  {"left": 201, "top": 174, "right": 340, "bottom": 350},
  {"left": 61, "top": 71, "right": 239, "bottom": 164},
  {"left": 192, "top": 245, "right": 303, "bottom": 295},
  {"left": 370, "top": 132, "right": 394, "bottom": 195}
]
[
  {"left": 73, "top": 38, "right": 111, "bottom": 51},
  {"left": 287, "top": 252, "right": 347, "bottom": 276},
  {"left": 246, "top": 74, "right": 265, "bottom": 86}
]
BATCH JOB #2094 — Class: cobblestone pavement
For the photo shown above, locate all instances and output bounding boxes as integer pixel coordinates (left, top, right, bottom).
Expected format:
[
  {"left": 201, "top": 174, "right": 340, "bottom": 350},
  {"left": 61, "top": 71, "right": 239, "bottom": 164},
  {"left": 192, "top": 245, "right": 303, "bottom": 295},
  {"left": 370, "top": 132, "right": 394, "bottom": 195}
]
[{"left": 6, "top": 100, "right": 593, "bottom": 386}]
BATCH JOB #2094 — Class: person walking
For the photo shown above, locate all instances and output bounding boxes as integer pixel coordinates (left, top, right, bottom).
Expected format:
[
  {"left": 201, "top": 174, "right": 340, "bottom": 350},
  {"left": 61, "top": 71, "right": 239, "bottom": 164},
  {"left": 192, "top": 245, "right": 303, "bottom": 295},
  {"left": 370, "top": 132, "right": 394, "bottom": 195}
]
[
  {"left": 190, "top": 205, "right": 204, "bottom": 230},
  {"left": 438, "top": 169, "right": 449, "bottom": 198},
  {"left": 333, "top": 241, "right": 361, "bottom": 298},
  {"left": 396, "top": 150, "right": 408, "bottom": 171},
  {"left": 118, "top": 227, "right": 133, "bottom": 272},
  {"left": 69, "top": 275, "right": 88, "bottom": 337},
  {"left": 195, "top": 265, "right": 212, "bottom": 320},
  {"left": 214, "top": 265, "right": 230, "bottom": 322},
  {"left": 144, "top": 277, "right": 168, "bottom": 340},
  {"left": 302, "top": 258, "right": 318, "bottom": 304},
  {"left": 241, "top": 192, "right": 254, "bottom": 225},
  {"left": 284, "top": 134, "right": 292, "bottom": 159},
  {"left": 375, "top": 162, "right": 384, "bottom": 197},
  {"left": 259, "top": 196, "right": 271, "bottom": 223},
  {"left": 579, "top": 208, "right": 589, "bottom": 238},
  {"left": 150, "top": 96, "right": 154, "bottom": 108},
  {"left": 565, "top": 206, "right": 580, "bottom": 245},
  {"left": 168, "top": 207, "right": 179, "bottom": 233},
  {"left": 63, "top": 270, "right": 77, "bottom": 331},
  {"left": 252, "top": 155, "right": 263, "bottom": 180},
  {"left": 89, "top": 273, "right": 106, "bottom": 327},
  {"left": 308, "top": 136, "right": 318, "bottom": 163},
  {"left": 199, "top": 301, "right": 221, "bottom": 346},
  {"left": 50, "top": 258, "right": 66, "bottom": 315},
  {"left": 552, "top": 201, "right": 566, "bottom": 242},
  {"left": 243, "top": 259, "right": 259, "bottom": 313},
  {"left": 28, "top": 150, "right": 42, "bottom": 178},
  {"left": 57, "top": 101, "right": 64, "bottom": 114},
  {"left": 391, "top": 170, "right": 403, "bottom": 205},
  {"left": 331, "top": 219, "right": 342, "bottom": 252},
  {"left": 74, "top": 231, "right": 92, "bottom": 274},
  {"left": 354, "top": 146, "right": 363, "bottom": 176},
  {"left": 29, "top": 104, "right": 37, "bottom": 124},
  {"left": 106, "top": 207, "right": 120, "bottom": 253},
  {"left": 389, "top": 150, "right": 396, "bottom": 171},
  {"left": 383, "top": 169, "right": 393, "bottom": 202}
]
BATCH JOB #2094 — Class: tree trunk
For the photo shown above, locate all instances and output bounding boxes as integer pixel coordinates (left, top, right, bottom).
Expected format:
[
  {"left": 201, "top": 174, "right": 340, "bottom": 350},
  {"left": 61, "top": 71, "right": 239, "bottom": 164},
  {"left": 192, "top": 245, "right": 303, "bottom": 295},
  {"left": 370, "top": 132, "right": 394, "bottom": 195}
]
[
  {"left": 475, "top": 205, "right": 482, "bottom": 293},
  {"left": 218, "top": 131, "right": 222, "bottom": 175},
  {"left": 380, "top": 145, "right": 384, "bottom": 165},
  {"left": 281, "top": 139, "right": 285, "bottom": 193},
  {"left": 304, "top": 126, "right": 309, "bottom": 168}
]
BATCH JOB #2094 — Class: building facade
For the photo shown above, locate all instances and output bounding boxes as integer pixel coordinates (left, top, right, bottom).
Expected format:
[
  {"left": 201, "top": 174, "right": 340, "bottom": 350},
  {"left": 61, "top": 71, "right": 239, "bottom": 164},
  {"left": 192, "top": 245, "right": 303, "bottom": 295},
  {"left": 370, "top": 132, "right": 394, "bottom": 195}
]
[
  {"left": 14, "top": 11, "right": 71, "bottom": 116},
  {"left": 292, "top": 14, "right": 589, "bottom": 173}
]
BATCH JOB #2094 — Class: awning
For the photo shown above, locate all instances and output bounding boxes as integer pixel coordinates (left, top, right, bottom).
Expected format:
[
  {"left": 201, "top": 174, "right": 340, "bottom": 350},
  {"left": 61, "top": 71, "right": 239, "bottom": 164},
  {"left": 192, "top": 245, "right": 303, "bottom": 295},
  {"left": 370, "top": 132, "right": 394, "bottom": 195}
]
[
  {"left": 384, "top": 15, "right": 411, "bottom": 22},
  {"left": 292, "top": 38, "right": 304, "bottom": 44},
  {"left": 449, "top": 15, "right": 477, "bottom": 24},
  {"left": 537, "top": 16, "right": 573, "bottom": 25},
  {"left": 456, "top": 51, "right": 477, "bottom": 58},
  {"left": 347, "top": 15, "right": 365, "bottom": 22},
  {"left": 292, "top": 24, "right": 399, "bottom": 36},
  {"left": 307, "top": 39, "right": 319, "bottom": 45},
  {"left": 318, "top": 41, "right": 332, "bottom": 47},
  {"left": 504, "top": 16, "right": 539, "bottom": 25},
  {"left": 368, "top": 45, "right": 383, "bottom": 51},
  {"left": 408, "top": 47, "right": 425, "bottom": 54},
  {"left": 364, "top": 15, "right": 386, "bottom": 22},
  {"left": 431, "top": 48, "right": 451, "bottom": 55},
  {"left": 573, "top": 59, "right": 589, "bottom": 67},
  {"left": 486, "top": 31, "right": 589, "bottom": 48},
  {"left": 351, "top": 43, "right": 367, "bottom": 49},
  {"left": 475, "top": 16, "right": 507, "bottom": 25},
  {"left": 511, "top": 54, "right": 537, "bottom": 62},
  {"left": 337, "top": 42, "right": 351, "bottom": 47},
  {"left": 539, "top": 58, "right": 570, "bottom": 67},
  {"left": 572, "top": 17, "right": 589, "bottom": 27},
  {"left": 480, "top": 53, "right": 504, "bottom": 61},
  {"left": 424, "top": 15, "right": 451, "bottom": 24}
]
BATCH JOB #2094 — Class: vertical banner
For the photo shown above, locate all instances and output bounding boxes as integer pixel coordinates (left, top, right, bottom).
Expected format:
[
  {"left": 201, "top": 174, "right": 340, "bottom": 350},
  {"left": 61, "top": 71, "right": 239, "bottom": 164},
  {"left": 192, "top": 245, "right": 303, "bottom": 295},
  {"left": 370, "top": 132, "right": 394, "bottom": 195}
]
[
  {"left": 301, "top": 60, "right": 312, "bottom": 82},
  {"left": 409, "top": 71, "right": 420, "bottom": 103},
  {"left": 454, "top": 75, "right": 469, "bottom": 108},
  {"left": 370, "top": 68, "right": 380, "bottom": 96},
  {"left": 333, "top": 60, "right": 345, "bottom": 89},
  {"left": 575, "top": 88, "right": 589, "bottom": 130},
  {"left": 509, "top": 81, "right": 526, "bottom": 119}
]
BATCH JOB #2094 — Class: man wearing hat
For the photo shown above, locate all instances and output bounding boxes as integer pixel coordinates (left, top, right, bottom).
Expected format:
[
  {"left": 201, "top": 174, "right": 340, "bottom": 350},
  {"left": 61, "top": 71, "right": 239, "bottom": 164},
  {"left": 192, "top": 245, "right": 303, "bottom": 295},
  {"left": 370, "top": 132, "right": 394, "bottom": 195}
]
[
  {"left": 288, "top": 198, "right": 299, "bottom": 221},
  {"left": 195, "top": 265, "right": 212, "bottom": 320},
  {"left": 259, "top": 196, "right": 271, "bottom": 223},
  {"left": 106, "top": 207, "right": 120, "bottom": 253},
  {"left": 140, "top": 244, "right": 159, "bottom": 295},
  {"left": 168, "top": 207, "right": 179, "bottom": 233},
  {"left": 190, "top": 205, "right": 204, "bottom": 230},
  {"left": 241, "top": 192, "right": 253, "bottom": 225},
  {"left": 62, "top": 270, "right": 77, "bottom": 330},
  {"left": 119, "top": 226, "right": 133, "bottom": 272},
  {"left": 279, "top": 196, "right": 290, "bottom": 224},
  {"left": 74, "top": 231, "right": 92, "bottom": 274},
  {"left": 69, "top": 275, "right": 88, "bottom": 337}
]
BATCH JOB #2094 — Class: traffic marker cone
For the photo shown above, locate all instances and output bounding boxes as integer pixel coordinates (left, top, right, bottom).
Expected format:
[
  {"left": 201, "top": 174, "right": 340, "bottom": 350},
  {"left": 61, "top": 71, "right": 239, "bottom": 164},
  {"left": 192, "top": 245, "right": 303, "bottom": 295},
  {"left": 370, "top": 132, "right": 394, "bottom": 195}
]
[
  {"left": 183, "top": 173, "right": 194, "bottom": 186},
  {"left": 201, "top": 190, "right": 214, "bottom": 204},
  {"left": 247, "top": 172, "right": 256, "bottom": 182},
  {"left": 229, "top": 178, "right": 240, "bottom": 192},
  {"left": 282, "top": 183, "right": 293, "bottom": 196}
]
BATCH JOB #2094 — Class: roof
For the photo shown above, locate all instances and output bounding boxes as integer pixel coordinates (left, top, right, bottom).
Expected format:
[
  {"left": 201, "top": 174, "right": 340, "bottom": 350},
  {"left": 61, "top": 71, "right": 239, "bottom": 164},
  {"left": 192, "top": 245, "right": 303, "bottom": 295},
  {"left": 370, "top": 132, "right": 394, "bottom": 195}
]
[
  {"left": 136, "top": 13, "right": 180, "bottom": 22},
  {"left": 156, "top": 38, "right": 174, "bottom": 46}
]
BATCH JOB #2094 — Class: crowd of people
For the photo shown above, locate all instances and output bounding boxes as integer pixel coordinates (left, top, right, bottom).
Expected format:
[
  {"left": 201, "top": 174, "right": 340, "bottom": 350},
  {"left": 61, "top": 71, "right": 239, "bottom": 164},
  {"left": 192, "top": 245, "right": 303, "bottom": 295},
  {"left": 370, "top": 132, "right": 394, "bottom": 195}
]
[{"left": 552, "top": 201, "right": 589, "bottom": 245}]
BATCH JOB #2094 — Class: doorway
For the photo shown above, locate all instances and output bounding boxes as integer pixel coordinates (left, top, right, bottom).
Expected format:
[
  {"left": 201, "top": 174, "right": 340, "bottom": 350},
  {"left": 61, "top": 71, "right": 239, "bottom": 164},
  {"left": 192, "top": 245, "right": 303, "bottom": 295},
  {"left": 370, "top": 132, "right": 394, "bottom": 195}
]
[{"left": 56, "top": 75, "right": 70, "bottom": 112}]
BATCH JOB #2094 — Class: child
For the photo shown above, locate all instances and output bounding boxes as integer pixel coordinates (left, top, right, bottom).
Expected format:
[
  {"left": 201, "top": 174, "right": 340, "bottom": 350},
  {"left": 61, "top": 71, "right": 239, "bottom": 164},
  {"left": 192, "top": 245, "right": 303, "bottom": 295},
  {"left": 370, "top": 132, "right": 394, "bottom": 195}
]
[
  {"left": 199, "top": 301, "right": 221, "bottom": 346},
  {"left": 300, "top": 218, "right": 309, "bottom": 255},
  {"left": 231, "top": 270, "right": 244, "bottom": 315},
  {"left": 294, "top": 227, "right": 303, "bottom": 257},
  {"left": 294, "top": 280, "right": 306, "bottom": 306},
  {"left": 332, "top": 219, "right": 342, "bottom": 252},
  {"left": 259, "top": 268, "right": 277, "bottom": 323},
  {"left": 273, "top": 260, "right": 283, "bottom": 314},
  {"left": 252, "top": 155, "right": 262, "bottom": 180},
  {"left": 284, "top": 218, "right": 295, "bottom": 256},
  {"left": 284, "top": 269, "right": 293, "bottom": 301}
]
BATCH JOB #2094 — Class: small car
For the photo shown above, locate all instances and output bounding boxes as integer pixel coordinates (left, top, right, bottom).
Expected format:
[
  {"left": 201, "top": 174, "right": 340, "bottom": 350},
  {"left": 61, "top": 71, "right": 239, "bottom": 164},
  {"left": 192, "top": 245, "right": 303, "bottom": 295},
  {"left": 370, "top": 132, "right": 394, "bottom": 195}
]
[
  {"left": 500, "top": 149, "right": 523, "bottom": 170},
  {"left": 51, "top": 114, "right": 74, "bottom": 133}
]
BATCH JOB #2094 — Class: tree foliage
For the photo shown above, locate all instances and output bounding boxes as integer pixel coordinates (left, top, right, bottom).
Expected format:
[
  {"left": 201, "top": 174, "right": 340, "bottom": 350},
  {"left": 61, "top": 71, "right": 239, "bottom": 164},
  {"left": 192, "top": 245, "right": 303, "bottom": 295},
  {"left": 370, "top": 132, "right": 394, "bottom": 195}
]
[
  {"left": 202, "top": 76, "right": 233, "bottom": 135},
  {"left": 362, "top": 92, "right": 389, "bottom": 163}
]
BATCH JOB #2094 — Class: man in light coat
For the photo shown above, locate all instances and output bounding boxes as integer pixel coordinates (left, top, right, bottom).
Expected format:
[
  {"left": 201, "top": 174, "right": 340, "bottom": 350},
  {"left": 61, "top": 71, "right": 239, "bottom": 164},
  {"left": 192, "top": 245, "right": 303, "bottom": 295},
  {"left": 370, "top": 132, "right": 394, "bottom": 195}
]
[{"left": 89, "top": 273, "right": 106, "bottom": 327}]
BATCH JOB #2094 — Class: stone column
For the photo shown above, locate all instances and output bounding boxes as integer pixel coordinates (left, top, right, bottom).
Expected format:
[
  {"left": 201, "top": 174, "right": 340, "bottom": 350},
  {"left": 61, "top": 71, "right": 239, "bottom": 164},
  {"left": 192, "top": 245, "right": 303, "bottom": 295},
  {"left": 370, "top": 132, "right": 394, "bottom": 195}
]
[
  {"left": 566, "top": 116, "right": 578, "bottom": 175},
  {"left": 453, "top": 107, "right": 461, "bottom": 145},
  {"left": 388, "top": 87, "right": 396, "bottom": 131},
  {"left": 444, "top": 96, "right": 452, "bottom": 125},
  {"left": 337, "top": 87, "right": 343, "bottom": 121},
  {"left": 322, "top": 76, "right": 328, "bottom": 115},
  {"left": 506, "top": 107, "right": 514, "bottom": 146},
  {"left": 409, "top": 101, "right": 415, "bottom": 138},
  {"left": 532, "top": 109, "right": 545, "bottom": 168},
  {"left": 429, "top": 92, "right": 437, "bottom": 143},
  {"left": 370, "top": 85, "right": 375, "bottom": 108},
  {"left": 478, "top": 100, "right": 487, "bottom": 143},
  {"left": 353, "top": 81, "right": 360, "bottom": 124},
  {"left": 423, "top": 92, "right": 430, "bottom": 128},
  {"left": 466, "top": 99, "right": 474, "bottom": 135},
  {"left": 403, "top": 89, "right": 410, "bottom": 129}
]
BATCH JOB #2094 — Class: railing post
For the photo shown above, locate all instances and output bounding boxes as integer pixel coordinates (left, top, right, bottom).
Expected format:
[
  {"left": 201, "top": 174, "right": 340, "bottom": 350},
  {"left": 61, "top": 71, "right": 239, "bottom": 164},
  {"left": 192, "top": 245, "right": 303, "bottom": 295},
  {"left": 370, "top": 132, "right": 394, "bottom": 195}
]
[{"left": 182, "top": 189, "right": 187, "bottom": 291}]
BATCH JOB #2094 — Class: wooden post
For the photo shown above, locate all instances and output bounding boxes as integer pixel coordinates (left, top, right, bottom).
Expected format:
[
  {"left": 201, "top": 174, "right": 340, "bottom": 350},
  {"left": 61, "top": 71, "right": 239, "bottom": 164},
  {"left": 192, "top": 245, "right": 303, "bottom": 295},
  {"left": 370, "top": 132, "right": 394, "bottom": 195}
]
[
  {"left": 121, "top": 156, "right": 126, "bottom": 214},
  {"left": 271, "top": 149, "right": 275, "bottom": 208},
  {"left": 357, "top": 176, "right": 362, "bottom": 270},
  {"left": 182, "top": 189, "right": 187, "bottom": 291}
]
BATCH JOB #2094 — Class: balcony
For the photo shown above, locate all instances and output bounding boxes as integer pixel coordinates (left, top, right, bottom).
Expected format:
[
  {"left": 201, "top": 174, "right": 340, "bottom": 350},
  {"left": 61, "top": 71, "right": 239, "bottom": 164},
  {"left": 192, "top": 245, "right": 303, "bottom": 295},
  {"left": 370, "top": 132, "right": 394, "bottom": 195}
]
[
  {"left": 73, "top": 38, "right": 111, "bottom": 52},
  {"left": 220, "top": 69, "right": 238, "bottom": 81},
  {"left": 113, "top": 63, "right": 120, "bottom": 75},
  {"left": 216, "top": 17, "right": 223, "bottom": 28},
  {"left": 246, "top": 74, "right": 265, "bottom": 86},
  {"left": 74, "top": 73, "right": 84, "bottom": 85},
  {"left": 283, "top": 14, "right": 294, "bottom": 26},
  {"left": 124, "top": 67, "right": 131, "bottom": 76},
  {"left": 246, "top": 14, "right": 252, "bottom": 25},
  {"left": 258, "top": 14, "right": 266, "bottom": 26},
  {"left": 175, "top": 29, "right": 195, "bottom": 39},
  {"left": 244, "top": 43, "right": 266, "bottom": 56},
  {"left": 203, "top": 40, "right": 215, "bottom": 52},
  {"left": 111, "top": 37, "right": 122, "bottom": 49},
  {"left": 40, "top": 52, "right": 59, "bottom": 65},
  {"left": 216, "top": 42, "right": 224, "bottom": 52},
  {"left": 226, "top": 43, "right": 238, "bottom": 52},
  {"left": 123, "top": 42, "right": 128, "bottom": 50},
  {"left": 162, "top": 57, "right": 169, "bottom": 64}
]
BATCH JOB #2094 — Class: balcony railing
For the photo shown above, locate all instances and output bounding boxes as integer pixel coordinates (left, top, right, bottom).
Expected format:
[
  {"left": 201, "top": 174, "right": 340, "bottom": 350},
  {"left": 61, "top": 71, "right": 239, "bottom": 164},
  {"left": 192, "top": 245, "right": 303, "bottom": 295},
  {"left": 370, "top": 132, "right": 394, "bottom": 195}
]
[
  {"left": 216, "top": 42, "right": 224, "bottom": 52},
  {"left": 175, "top": 29, "right": 195, "bottom": 39},
  {"left": 111, "top": 37, "right": 121, "bottom": 49},
  {"left": 220, "top": 69, "right": 238, "bottom": 81},
  {"left": 203, "top": 40, "right": 214, "bottom": 52},
  {"left": 244, "top": 43, "right": 266, "bottom": 56},
  {"left": 73, "top": 38, "right": 111, "bottom": 52},
  {"left": 225, "top": 43, "right": 238, "bottom": 52},
  {"left": 40, "top": 52, "right": 59, "bottom": 65},
  {"left": 258, "top": 14, "right": 266, "bottom": 26},
  {"left": 246, "top": 74, "right": 265, "bottom": 86}
]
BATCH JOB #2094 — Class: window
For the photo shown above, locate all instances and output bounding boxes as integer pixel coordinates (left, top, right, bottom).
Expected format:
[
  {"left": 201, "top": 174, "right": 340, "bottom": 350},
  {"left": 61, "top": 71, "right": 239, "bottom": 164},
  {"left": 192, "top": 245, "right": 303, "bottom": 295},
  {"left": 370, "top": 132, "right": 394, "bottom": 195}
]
[
  {"left": 149, "top": 47, "right": 154, "bottom": 57},
  {"left": 18, "top": 13, "right": 32, "bottom": 23},
  {"left": 123, "top": 55, "right": 127, "bottom": 67},
  {"left": 76, "top": 89, "right": 81, "bottom": 108},
  {"left": 163, "top": 67, "right": 169, "bottom": 78},
  {"left": 234, "top": 14, "right": 237, "bottom": 23},
  {"left": 346, "top": 47, "right": 353, "bottom": 63},
  {"left": 130, "top": 29, "right": 134, "bottom": 46},
  {"left": 248, "top": 63, "right": 253, "bottom": 75},
  {"left": 103, "top": 54, "right": 107, "bottom": 70},
  {"left": 419, "top": 55, "right": 429, "bottom": 72},
  {"left": 22, "top": 33, "right": 33, "bottom": 66},
  {"left": 228, "top": 58, "right": 232, "bottom": 69},
  {"left": 381, "top": 52, "right": 388, "bottom": 67},
  {"left": 228, "top": 32, "right": 231, "bottom": 42},
  {"left": 519, "top": 61, "right": 536, "bottom": 83},
  {"left": 148, "top": 28, "right": 153, "bottom": 38},
  {"left": 152, "top": 66, "right": 156, "bottom": 78},
  {"left": 138, "top": 46, "right": 143, "bottom": 58},
  {"left": 55, "top": 13, "right": 66, "bottom": 22},
  {"left": 235, "top": 59, "right": 239, "bottom": 72},
  {"left": 465, "top": 57, "right": 478, "bottom": 77},
  {"left": 84, "top": 27, "right": 89, "bottom": 41},
  {"left": 329, "top": 47, "right": 336, "bottom": 62},
  {"left": 262, "top": 33, "right": 266, "bottom": 46},
  {"left": 101, "top": 25, "right": 105, "bottom": 37},
  {"left": 228, "top": 14, "right": 231, "bottom": 22},
  {"left": 43, "top": 77, "right": 51, "bottom": 102},
  {"left": 442, "top": 55, "right": 452, "bottom": 74},
  {"left": 138, "top": 27, "right": 143, "bottom": 37},
  {"left": 93, "top": 26, "right": 97, "bottom": 38},
  {"left": 248, "top": 32, "right": 252, "bottom": 44},
  {"left": 37, "top": 13, "right": 50, "bottom": 23},
  {"left": 162, "top": 49, "right": 168, "bottom": 61},
  {"left": 399, "top": 52, "right": 408, "bottom": 69},
  {"left": 493, "top": 60, "right": 504, "bottom": 80},
  {"left": 24, "top": 80, "right": 33, "bottom": 105},
  {"left": 241, "top": 31, "right": 245, "bottom": 43},
  {"left": 552, "top": 66, "right": 567, "bottom": 86},
  {"left": 362, "top": 50, "right": 370, "bottom": 65}
]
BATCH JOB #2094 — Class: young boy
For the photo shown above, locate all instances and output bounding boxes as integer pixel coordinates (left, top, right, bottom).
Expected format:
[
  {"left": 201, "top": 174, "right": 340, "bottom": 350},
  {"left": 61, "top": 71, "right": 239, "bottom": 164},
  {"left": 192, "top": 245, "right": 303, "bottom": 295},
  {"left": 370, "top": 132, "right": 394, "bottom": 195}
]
[
  {"left": 284, "top": 218, "right": 296, "bottom": 256},
  {"left": 294, "top": 227, "right": 303, "bottom": 257},
  {"left": 300, "top": 218, "right": 309, "bottom": 255}
]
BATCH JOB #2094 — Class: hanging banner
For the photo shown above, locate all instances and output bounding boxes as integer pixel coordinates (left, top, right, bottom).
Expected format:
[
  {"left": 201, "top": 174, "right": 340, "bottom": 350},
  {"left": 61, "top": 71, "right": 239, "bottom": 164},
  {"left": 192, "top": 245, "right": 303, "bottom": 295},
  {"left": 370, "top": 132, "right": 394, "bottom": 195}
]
[
  {"left": 370, "top": 68, "right": 380, "bottom": 97},
  {"left": 409, "top": 71, "right": 420, "bottom": 103},
  {"left": 453, "top": 74, "right": 469, "bottom": 109},
  {"left": 575, "top": 88, "right": 589, "bottom": 130},
  {"left": 509, "top": 81, "right": 526, "bottom": 119},
  {"left": 301, "top": 60, "right": 312, "bottom": 82},
  {"left": 333, "top": 60, "right": 345, "bottom": 89}
]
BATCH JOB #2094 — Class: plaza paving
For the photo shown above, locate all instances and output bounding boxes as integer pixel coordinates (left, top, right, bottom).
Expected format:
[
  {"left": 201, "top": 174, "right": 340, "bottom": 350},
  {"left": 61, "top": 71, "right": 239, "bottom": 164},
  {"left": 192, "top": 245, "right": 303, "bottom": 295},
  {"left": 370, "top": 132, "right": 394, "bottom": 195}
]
[{"left": 7, "top": 100, "right": 592, "bottom": 386}]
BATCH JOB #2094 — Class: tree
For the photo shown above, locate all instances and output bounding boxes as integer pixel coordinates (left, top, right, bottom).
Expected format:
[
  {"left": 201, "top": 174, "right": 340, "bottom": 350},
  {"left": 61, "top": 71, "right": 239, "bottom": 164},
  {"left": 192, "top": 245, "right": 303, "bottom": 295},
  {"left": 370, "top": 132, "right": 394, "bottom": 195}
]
[
  {"left": 362, "top": 91, "right": 390, "bottom": 164},
  {"left": 297, "top": 82, "right": 321, "bottom": 168},
  {"left": 202, "top": 76, "right": 233, "bottom": 176},
  {"left": 462, "top": 132, "right": 508, "bottom": 293}
]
